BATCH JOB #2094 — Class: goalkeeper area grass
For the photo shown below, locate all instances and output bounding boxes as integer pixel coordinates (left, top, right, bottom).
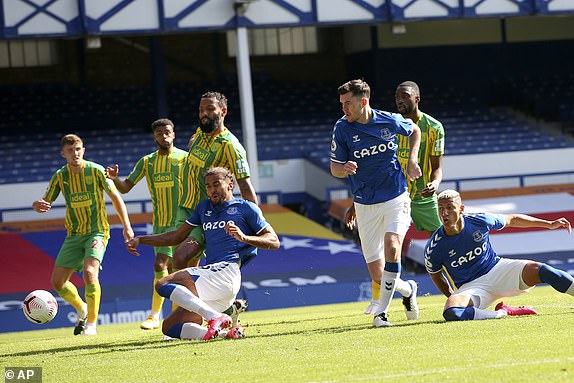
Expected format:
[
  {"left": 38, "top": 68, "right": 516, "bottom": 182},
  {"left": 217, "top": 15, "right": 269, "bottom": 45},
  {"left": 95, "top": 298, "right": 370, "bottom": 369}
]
[{"left": 1, "top": 286, "right": 573, "bottom": 383}]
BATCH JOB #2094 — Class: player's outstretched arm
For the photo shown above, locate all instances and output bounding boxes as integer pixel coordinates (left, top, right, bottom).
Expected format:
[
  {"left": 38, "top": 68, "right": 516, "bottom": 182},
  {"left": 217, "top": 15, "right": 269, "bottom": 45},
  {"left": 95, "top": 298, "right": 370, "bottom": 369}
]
[
  {"left": 127, "top": 223, "right": 195, "bottom": 256},
  {"left": 105, "top": 164, "right": 135, "bottom": 194},
  {"left": 224, "top": 223, "right": 280, "bottom": 250},
  {"left": 505, "top": 214, "right": 572, "bottom": 233},
  {"left": 105, "top": 164, "right": 119, "bottom": 179}
]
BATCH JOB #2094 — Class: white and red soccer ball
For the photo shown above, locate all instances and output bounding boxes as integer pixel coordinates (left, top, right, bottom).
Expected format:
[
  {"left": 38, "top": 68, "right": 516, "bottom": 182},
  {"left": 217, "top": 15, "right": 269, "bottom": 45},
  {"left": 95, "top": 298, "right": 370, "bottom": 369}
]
[{"left": 22, "top": 290, "right": 58, "bottom": 324}]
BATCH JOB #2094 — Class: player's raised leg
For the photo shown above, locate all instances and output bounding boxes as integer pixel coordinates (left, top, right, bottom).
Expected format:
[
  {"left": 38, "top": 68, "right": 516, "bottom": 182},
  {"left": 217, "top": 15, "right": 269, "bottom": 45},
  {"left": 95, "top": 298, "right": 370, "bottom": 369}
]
[
  {"left": 523, "top": 262, "right": 574, "bottom": 296},
  {"left": 156, "top": 268, "right": 231, "bottom": 340}
]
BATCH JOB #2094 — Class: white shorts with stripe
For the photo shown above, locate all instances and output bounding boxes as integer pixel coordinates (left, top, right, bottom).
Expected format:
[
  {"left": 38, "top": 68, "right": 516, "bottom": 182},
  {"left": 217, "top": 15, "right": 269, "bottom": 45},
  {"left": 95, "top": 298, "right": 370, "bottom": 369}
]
[
  {"left": 355, "top": 191, "right": 411, "bottom": 264},
  {"left": 186, "top": 261, "right": 241, "bottom": 312},
  {"left": 452, "top": 258, "right": 533, "bottom": 309}
]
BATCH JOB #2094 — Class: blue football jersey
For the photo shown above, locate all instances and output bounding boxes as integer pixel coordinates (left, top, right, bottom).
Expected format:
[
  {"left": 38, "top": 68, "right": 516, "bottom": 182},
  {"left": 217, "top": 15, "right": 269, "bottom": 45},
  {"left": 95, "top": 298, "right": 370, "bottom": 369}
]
[
  {"left": 424, "top": 213, "right": 506, "bottom": 288},
  {"left": 187, "top": 198, "right": 269, "bottom": 266},
  {"left": 330, "top": 109, "right": 414, "bottom": 204}
]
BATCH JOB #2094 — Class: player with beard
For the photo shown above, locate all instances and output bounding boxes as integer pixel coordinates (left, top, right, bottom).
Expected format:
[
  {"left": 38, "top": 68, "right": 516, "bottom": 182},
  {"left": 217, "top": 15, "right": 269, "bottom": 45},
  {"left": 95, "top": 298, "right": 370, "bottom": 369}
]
[
  {"left": 105, "top": 119, "right": 187, "bottom": 330},
  {"left": 126, "top": 167, "right": 280, "bottom": 340},
  {"left": 173, "top": 91, "right": 257, "bottom": 325}
]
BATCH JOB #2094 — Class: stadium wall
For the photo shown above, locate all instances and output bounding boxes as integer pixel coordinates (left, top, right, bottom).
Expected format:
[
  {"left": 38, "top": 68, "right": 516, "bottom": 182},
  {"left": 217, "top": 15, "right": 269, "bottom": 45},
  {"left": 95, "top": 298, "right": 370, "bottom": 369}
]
[{"left": 3, "top": 148, "right": 574, "bottom": 222}]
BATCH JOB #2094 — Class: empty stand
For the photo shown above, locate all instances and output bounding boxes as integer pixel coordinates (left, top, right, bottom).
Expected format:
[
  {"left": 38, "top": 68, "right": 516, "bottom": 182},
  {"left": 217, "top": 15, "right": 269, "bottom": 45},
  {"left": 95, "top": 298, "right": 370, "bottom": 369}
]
[{"left": 1, "top": 81, "right": 574, "bottom": 184}]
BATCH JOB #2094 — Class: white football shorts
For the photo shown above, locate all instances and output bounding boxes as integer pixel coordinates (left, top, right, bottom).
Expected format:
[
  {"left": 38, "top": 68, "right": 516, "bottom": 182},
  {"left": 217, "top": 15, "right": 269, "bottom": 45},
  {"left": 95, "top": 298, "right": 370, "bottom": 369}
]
[
  {"left": 186, "top": 261, "right": 241, "bottom": 312},
  {"left": 452, "top": 258, "right": 533, "bottom": 309},
  {"left": 354, "top": 191, "right": 411, "bottom": 263}
]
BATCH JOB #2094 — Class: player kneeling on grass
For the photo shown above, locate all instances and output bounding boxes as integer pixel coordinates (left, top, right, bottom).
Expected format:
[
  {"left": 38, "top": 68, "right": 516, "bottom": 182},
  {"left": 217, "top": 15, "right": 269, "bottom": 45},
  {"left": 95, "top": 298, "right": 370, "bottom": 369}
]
[
  {"left": 424, "top": 189, "right": 573, "bottom": 321},
  {"left": 126, "top": 167, "right": 280, "bottom": 340}
]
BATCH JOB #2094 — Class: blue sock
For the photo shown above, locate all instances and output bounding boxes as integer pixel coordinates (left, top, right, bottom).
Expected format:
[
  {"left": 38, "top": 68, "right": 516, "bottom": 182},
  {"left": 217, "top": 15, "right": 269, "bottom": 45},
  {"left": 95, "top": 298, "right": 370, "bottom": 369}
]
[
  {"left": 443, "top": 306, "right": 475, "bottom": 321},
  {"left": 539, "top": 264, "right": 574, "bottom": 294},
  {"left": 157, "top": 283, "right": 177, "bottom": 299},
  {"left": 166, "top": 323, "right": 183, "bottom": 339},
  {"left": 384, "top": 262, "right": 401, "bottom": 274}
]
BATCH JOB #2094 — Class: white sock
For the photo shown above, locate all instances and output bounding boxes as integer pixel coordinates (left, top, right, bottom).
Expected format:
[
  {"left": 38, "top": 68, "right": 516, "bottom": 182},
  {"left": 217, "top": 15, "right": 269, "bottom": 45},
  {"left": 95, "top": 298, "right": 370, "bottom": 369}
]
[
  {"left": 86, "top": 322, "right": 97, "bottom": 329},
  {"left": 149, "top": 311, "right": 160, "bottom": 320},
  {"left": 394, "top": 279, "right": 412, "bottom": 297},
  {"left": 376, "top": 270, "right": 399, "bottom": 315},
  {"left": 473, "top": 308, "right": 507, "bottom": 320},
  {"left": 567, "top": 282, "right": 574, "bottom": 296},
  {"left": 170, "top": 285, "right": 220, "bottom": 320},
  {"left": 218, "top": 329, "right": 231, "bottom": 338},
  {"left": 180, "top": 322, "right": 209, "bottom": 340},
  {"left": 78, "top": 303, "right": 88, "bottom": 319}
]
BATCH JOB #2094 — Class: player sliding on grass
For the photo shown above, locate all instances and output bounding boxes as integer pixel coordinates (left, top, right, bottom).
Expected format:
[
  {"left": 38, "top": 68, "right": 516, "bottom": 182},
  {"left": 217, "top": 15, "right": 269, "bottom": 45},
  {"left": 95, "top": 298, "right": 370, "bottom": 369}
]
[
  {"left": 425, "top": 189, "right": 573, "bottom": 321},
  {"left": 126, "top": 167, "right": 280, "bottom": 340}
]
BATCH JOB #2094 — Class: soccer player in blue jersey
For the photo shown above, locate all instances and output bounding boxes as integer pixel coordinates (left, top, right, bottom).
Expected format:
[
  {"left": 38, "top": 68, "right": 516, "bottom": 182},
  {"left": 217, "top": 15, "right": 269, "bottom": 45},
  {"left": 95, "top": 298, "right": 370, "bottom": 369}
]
[
  {"left": 345, "top": 81, "right": 445, "bottom": 315},
  {"left": 125, "top": 167, "right": 280, "bottom": 340},
  {"left": 330, "top": 79, "right": 423, "bottom": 328},
  {"left": 425, "top": 189, "right": 573, "bottom": 321}
]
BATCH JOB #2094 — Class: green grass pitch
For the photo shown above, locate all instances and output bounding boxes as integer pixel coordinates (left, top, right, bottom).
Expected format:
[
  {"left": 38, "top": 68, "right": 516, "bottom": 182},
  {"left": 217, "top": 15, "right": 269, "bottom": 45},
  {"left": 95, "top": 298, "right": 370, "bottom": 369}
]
[{"left": 1, "top": 286, "right": 573, "bottom": 383}]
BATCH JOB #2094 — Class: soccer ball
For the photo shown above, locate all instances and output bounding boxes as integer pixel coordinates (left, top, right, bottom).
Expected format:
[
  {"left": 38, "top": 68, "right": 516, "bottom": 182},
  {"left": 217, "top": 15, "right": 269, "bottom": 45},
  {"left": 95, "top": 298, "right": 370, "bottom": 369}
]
[{"left": 22, "top": 290, "right": 58, "bottom": 324}]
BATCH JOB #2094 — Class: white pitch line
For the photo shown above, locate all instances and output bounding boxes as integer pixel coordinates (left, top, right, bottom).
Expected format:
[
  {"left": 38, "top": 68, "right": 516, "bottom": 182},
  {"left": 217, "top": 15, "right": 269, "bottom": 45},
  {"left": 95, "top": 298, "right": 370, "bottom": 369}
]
[{"left": 306, "top": 357, "right": 574, "bottom": 383}]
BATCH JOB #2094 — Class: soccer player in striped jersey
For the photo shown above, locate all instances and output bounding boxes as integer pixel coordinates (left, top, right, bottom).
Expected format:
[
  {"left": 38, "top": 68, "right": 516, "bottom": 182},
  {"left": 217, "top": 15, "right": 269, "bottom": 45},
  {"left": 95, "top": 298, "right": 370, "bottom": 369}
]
[
  {"left": 173, "top": 91, "right": 257, "bottom": 324},
  {"left": 32, "top": 134, "right": 134, "bottom": 336},
  {"left": 126, "top": 167, "right": 280, "bottom": 340},
  {"left": 331, "top": 79, "right": 422, "bottom": 328},
  {"left": 395, "top": 81, "right": 444, "bottom": 232},
  {"left": 425, "top": 190, "right": 573, "bottom": 321},
  {"left": 346, "top": 81, "right": 445, "bottom": 315},
  {"left": 105, "top": 119, "right": 186, "bottom": 330}
]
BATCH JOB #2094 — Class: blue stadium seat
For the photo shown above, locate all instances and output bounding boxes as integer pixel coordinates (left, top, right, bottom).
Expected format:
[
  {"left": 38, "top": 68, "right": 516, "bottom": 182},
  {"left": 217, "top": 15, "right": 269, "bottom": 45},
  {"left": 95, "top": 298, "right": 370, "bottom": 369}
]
[{"left": 2, "top": 81, "right": 574, "bottom": 184}]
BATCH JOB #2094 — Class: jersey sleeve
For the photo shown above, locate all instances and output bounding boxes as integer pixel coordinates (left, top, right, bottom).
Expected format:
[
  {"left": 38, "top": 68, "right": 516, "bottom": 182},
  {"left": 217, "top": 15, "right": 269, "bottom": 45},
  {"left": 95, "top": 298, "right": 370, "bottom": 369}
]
[
  {"left": 485, "top": 213, "right": 506, "bottom": 231},
  {"left": 186, "top": 201, "right": 203, "bottom": 227},
  {"left": 95, "top": 166, "right": 115, "bottom": 193},
  {"left": 126, "top": 156, "right": 147, "bottom": 185},
  {"left": 428, "top": 120, "right": 445, "bottom": 157},
  {"left": 330, "top": 123, "right": 348, "bottom": 164},
  {"left": 423, "top": 234, "right": 443, "bottom": 274},
  {"left": 392, "top": 113, "right": 415, "bottom": 137},
  {"left": 43, "top": 171, "right": 61, "bottom": 202},
  {"left": 225, "top": 141, "right": 251, "bottom": 180},
  {"left": 245, "top": 201, "right": 269, "bottom": 234}
]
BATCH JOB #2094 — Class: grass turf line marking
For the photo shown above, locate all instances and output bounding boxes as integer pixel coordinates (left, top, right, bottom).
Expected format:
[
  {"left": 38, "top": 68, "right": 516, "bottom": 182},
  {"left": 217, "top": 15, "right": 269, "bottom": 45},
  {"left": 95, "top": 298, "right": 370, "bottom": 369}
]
[{"left": 306, "top": 357, "right": 574, "bottom": 383}]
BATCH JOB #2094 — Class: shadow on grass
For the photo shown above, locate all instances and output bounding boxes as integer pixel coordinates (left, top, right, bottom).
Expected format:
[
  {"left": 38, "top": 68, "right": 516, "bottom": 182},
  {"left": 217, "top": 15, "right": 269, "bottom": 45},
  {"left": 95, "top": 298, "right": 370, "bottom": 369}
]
[
  {"left": 243, "top": 317, "right": 446, "bottom": 340},
  {"left": 251, "top": 311, "right": 364, "bottom": 328},
  {"left": 1, "top": 336, "right": 204, "bottom": 358},
  {"left": 5, "top": 310, "right": 568, "bottom": 358},
  {"left": 1, "top": 317, "right": 442, "bottom": 358}
]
